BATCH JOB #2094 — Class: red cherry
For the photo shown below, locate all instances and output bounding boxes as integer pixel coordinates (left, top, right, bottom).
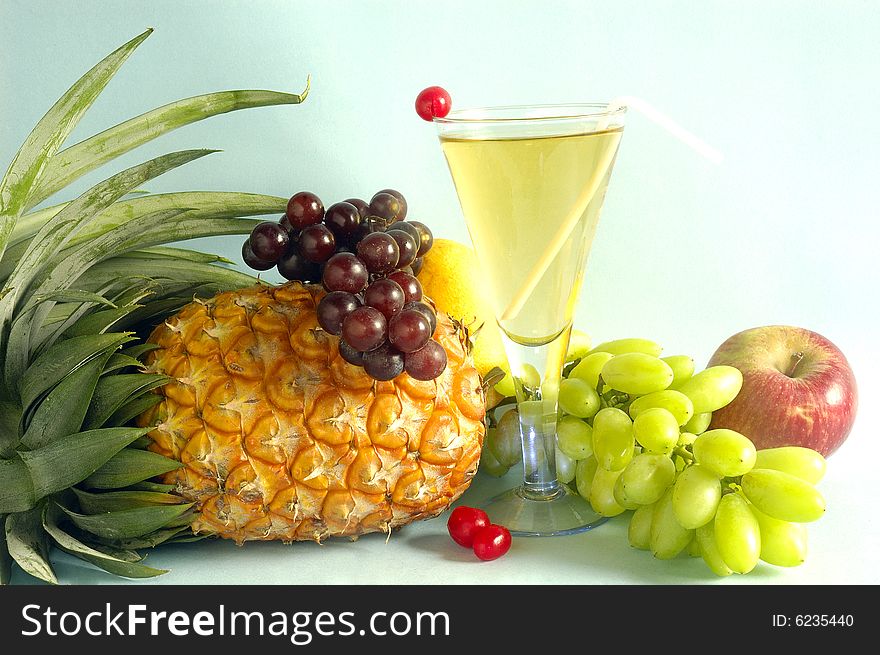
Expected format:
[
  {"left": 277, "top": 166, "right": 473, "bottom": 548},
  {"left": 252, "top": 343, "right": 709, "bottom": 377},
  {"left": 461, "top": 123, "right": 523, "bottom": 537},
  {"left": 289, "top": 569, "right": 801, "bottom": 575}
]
[
  {"left": 472, "top": 524, "right": 512, "bottom": 561},
  {"left": 415, "top": 86, "right": 452, "bottom": 121},
  {"left": 447, "top": 506, "right": 490, "bottom": 548}
]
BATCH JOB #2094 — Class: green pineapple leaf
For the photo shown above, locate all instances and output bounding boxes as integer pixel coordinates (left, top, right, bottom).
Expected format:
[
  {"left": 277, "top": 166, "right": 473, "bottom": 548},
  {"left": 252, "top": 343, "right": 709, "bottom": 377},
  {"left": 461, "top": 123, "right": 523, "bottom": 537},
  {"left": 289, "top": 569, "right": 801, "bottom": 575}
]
[
  {"left": 20, "top": 353, "right": 112, "bottom": 450},
  {"left": 5, "top": 505, "right": 57, "bottom": 585},
  {"left": 29, "top": 82, "right": 309, "bottom": 212},
  {"left": 19, "top": 332, "right": 132, "bottom": 412},
  {"left": 105, "top": 394, "right": 162, "bottom": 428},
  {"left": 83, "top": 449, "right": 182, "bottom": 490},
  {"left": 59, "top": 503, "right": 194, "bottom": 541},
  {"left": 42, "top": 504, "right": 167, "bottom": 579},
  {"left": 0, "top": 29, "right": 153, "bottom": 260},
  {"left": 0, "top": 516, "right": 11, "bottom": 584},
  {"left": 83, "top": 374, "right": 170, "bottom": 430},
  {"left": 0, "top": 428, "right": 150, "bottom": 513},
  {"left": 72, "top": 489, "right": 185, "bottom": 513}
]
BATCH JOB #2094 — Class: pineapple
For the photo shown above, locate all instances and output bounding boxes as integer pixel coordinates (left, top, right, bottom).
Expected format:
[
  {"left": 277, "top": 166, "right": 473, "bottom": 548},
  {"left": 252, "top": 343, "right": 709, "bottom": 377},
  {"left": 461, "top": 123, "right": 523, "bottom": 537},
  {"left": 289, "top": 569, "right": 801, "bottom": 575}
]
[
  {"left": 0, "top": 30, "right": 308, "bottom": 583},
  {"left": 137, "top": 283, "right": 485, "bottom": 543}
]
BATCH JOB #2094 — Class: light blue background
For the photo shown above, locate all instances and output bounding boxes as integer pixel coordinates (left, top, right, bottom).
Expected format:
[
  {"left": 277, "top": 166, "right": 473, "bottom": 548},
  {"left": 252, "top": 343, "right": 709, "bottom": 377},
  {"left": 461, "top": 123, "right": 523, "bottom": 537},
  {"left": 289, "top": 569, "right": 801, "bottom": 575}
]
[{"left": 1, "top": 0, "right": 878, "bottom": 584}]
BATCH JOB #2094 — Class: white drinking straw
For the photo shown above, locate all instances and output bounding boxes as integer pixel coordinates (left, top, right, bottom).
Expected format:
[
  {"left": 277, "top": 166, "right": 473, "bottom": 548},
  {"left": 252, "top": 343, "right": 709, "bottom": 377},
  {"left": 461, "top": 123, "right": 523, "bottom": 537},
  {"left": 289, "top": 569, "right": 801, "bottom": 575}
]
[{"left": 500, "top": 96, "right": 723, "bottom": 322}]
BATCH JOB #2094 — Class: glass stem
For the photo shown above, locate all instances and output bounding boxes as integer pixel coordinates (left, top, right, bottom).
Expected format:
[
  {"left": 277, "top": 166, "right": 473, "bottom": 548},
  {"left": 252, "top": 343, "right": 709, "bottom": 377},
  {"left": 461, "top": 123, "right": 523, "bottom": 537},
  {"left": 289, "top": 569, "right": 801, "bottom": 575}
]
[{"left": 504, "top": 325, "right": 572, "bottom": 501}]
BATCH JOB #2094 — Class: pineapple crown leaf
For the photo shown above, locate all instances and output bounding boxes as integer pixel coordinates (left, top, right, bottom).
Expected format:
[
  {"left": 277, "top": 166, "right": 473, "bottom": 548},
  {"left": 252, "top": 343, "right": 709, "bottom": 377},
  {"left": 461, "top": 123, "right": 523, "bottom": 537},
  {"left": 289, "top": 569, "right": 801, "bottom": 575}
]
[
  {"left": 0, "top": 29, "right": 153, "bottom": 260},
  {"left": 0, "top": 27, "right": 311, "bottom": 584}
]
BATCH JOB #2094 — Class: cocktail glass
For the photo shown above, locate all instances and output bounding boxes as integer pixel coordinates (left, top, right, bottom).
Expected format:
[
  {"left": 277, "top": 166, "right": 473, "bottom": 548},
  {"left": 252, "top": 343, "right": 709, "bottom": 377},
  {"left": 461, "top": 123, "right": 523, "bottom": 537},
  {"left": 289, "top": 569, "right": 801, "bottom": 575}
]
[{"left": 435, "top": 104, "right": 626, "bottom": 536}]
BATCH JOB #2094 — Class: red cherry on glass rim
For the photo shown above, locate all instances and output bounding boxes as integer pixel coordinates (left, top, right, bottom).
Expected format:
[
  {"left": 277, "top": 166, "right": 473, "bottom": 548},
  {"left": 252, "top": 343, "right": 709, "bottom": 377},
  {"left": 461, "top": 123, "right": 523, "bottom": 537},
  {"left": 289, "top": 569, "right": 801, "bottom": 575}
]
[
  {"left": 447, "top": 506, "right": 490, "bottom": 548},
  {"left": 415, "top": 86, "right": 452, "bottom": 121},
  {"left": 472, "top": 524, "right": 512, "bottom": 561}
]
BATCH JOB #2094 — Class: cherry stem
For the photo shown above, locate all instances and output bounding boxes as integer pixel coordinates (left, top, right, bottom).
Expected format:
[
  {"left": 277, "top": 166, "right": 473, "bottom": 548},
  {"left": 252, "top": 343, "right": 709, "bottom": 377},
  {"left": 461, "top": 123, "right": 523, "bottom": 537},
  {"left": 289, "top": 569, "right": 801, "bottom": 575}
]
[{"left": 786, "top": 351, "right": 806, "bottom": 378}]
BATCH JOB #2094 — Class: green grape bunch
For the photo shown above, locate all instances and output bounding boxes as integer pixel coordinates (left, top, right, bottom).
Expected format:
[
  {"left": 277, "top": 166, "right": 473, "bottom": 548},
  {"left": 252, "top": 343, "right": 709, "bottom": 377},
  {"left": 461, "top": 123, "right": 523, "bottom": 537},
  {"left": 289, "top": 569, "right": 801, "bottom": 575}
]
[{"left": 483, "top": 337, "right": 827, "bottom": 577}]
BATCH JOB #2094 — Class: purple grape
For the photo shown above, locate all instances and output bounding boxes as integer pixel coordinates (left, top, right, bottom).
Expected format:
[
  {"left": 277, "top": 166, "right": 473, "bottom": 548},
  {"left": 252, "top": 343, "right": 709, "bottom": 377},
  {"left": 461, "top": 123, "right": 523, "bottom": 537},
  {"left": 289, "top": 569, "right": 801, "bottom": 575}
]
[
  {"left": 317, "top": 291, "right": 361, "bottom": 335},
  {"left": 375, "top": 189, "right": 407, "bottom": 221},
  {"left": 242, "top": 239, "right": 275, "bottom": 271},
  {"left": 387, "top": 271, "right": 423, "bottom": 303},
  {"left": 343, "top": 198, "right": 370, "bottom": 218},
  {"left": 286, "top": 191, "right": 324, "bottom": 229},
  {"left": 338, "top": 340, "right": 365, "bottom": 366},
  {"left": 408, "top": 221, "right": 433, "bottom": 256},
  {"left": 362, "top": 343, "right": 405, "bottom": 381},
  {"left": 391, "top": 221, "right": 422, "bottom": 244},
  {"left": 388, "top": 309, "right": 432, "bottom": 353},
  {"left": 364, "top": 279, "right": 405, "bottom": 320},
  {"left": 410, "top": 257, "right": 424, "bottom": 277},
  {"left": 403, "top": 300, "right": 437, "bottom": 336},
  {"left": 324, "top": 201, "right": 362, "bottom": 241},
  {"left": 322, "top": 252, "right": 369, "bottom": 294},
  {"left": 341, "top": 306, "right": 387, "bottom": 352},
  {"left": 385, "top": 229, "right": 418, "bottom": 268},
  {"left": 277, "top": 246, "right": 321, "bottom": 281},
  {"left": 348, "top": 218, "right": 385, "bottom": 247},
  {"left": 368, "top": 192, "right": 404, "bottom": 224},
  {"left": 249, "top": 221, "right": 290, "bottom": 262},
  {"left": 356, "top": 232, "right": 399, "bottom": 273},
  {"left": 300, "top": 224, "right": 336, "bottom": 263},
  {"left": 405, "top": 340, "right": 447, "bottom": 380}
]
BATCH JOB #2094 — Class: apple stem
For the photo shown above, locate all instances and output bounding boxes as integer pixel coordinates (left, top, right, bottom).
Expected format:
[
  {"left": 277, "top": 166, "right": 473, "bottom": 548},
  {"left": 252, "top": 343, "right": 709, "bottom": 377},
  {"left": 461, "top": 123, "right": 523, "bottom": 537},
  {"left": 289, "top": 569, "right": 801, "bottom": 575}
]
[{"left": 786, "top": 351, "right": 806, "bottom": 378}]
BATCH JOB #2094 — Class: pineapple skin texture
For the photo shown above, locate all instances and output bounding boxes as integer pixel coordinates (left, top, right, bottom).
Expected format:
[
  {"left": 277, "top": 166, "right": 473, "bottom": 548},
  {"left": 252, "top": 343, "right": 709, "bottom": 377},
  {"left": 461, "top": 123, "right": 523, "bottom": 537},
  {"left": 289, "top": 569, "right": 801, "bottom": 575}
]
[{"left": 137, "top": 282, "right": 486, "bottom": 544}]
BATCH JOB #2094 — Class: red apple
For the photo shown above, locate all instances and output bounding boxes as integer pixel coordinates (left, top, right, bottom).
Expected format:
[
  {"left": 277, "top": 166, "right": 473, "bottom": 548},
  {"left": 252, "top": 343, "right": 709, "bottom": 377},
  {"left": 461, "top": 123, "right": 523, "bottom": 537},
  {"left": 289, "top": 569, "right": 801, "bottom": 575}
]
[{"left": 707, "top": 326, "right": 857, "bottom": 456}]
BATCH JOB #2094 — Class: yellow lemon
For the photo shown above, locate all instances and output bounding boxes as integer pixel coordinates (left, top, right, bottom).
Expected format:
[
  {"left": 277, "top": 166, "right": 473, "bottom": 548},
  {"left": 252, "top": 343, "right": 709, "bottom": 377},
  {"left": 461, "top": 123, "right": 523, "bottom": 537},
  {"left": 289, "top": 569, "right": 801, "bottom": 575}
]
[{"left": 418, "top": 239, "right": 507, "bottom": 378}]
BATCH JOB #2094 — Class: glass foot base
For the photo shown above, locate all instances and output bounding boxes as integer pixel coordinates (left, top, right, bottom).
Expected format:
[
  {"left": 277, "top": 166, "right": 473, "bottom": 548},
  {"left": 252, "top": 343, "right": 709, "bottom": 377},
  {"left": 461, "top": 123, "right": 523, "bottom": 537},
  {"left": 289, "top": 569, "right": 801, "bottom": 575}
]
[{"left": 479, "top": 484, "right": 608, "bottom": 537}]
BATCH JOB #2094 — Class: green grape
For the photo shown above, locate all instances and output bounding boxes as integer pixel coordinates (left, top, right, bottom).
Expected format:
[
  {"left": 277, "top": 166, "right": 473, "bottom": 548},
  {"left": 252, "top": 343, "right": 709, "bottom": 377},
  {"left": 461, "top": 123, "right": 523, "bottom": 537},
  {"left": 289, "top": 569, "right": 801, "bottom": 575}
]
[
  {"left": 566, "top": 328, "right": 593, "bottom": 361},
  {"left": 751, "top": 505, "right": 808, "bottom": 567},
  {"left": 479, "top": 443, "right": 509, "bottom": 477},
  {"left": 575, "top": 456, "right": 598, "bottom": 501},
  {"left": 692, "top": 429, "right": 757, "bottom": 477},
  {"left": 672, "top": 464, "right": 722, "bottom": 529},
  {"left": 632, "top": 407, "right": 680, "bottom": 454},
  {"left": 674, "top": 455, "right": 686, "bottom": 472},
  {"left": 683, "top": 411, "right": 712, "bottom": 435},
  {"left": 489, "top": 409, "right": 523, "bottom": 467},
  {"left": 677, "top": 432, "right": 697, "bottom": 447},
  {"left": 754, "top": 447, "right": 826, "bottom": 484},
  {"left": 590, "top": 467, "right": 626, "bottom": 516},
  {"left": 740, "top": 468, "right": 825, "bottom": 523},
  {"left": 520, "top": 363, "right": 542, "bottom": 387},
  {"left": 557, "top": 415, "right": 593, "bottom": 460},
  {"left": 714, "top": 493, "right": 760, "bottom": 574},
  {"left": 663, "top": 355, "right": 696, "bottom": 389},
  {"left": 613, "top": 474, "right": 641, "bottom": 510},
  {"left": 650, "top": 488, "right": 693, "bottom": 559},
  {"left": 676, "top": 366, "right": 743, "bottom": 414},
  {"left": 628, "top": 390, "right": 694, "bottom": 426},
  {"left": 558, "top": 377, "right": 601, "bottom": 419},
  {"left": 556, "top": 449, "right": 576, "bottom": 484},
  {"left": 601, "top": 353, "right": 674, "bottom": 395},
  {"left": 628, "top": 503, "right": 655, "bottom": 550},
  {"left": 494, "top": 370, "right": 516, "bottom": 398},
  {"left": 696, "top": 521, "right": 733, "bottom": 577},
  {"left": 616, "top": 452, "right": 675, "bottom": 505},
  {"left": 687, "top": 535, "right": 701, "bottom": 558},
  {"left": 592, "top": 407, "right": 635, "bottom": 471},
  {"left": 568, "top": 352, "right": 613, "bottom": 389},
  {"left": 588, "top": 338, "right": 663, "bottom": 357}
]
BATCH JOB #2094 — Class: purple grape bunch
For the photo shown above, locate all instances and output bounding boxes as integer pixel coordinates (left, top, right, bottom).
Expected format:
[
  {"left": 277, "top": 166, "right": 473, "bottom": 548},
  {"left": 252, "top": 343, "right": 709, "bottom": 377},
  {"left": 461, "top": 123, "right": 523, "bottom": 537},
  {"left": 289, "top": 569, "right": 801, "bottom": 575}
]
[{"left": 242, "top": 189, "right": 443, "bottom": 382}]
